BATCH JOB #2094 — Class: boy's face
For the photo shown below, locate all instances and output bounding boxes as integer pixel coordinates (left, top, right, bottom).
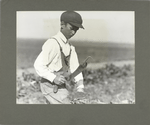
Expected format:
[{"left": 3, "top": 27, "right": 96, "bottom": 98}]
[{"left": 61, "top": 22, "right": 79, "bottom": 39}]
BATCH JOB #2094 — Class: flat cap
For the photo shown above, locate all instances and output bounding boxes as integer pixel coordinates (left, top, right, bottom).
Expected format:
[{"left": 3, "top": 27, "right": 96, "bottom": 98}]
[{"left": 61, "top": 11, "right": 84, "bottom": 29}]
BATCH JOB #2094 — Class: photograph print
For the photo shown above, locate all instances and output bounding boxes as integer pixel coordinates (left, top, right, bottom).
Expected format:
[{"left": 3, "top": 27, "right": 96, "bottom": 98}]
[{"left": 16, "top": 11, "right": 135, "bottom": 104}]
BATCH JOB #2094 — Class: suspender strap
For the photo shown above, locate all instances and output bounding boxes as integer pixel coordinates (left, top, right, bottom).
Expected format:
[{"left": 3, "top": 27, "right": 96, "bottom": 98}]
[
  {"left": 52, "top": 37, "right": 63, "bottom": 52},
  {"left": 51, "top": 37, "right": 71, "bottom": 70}
]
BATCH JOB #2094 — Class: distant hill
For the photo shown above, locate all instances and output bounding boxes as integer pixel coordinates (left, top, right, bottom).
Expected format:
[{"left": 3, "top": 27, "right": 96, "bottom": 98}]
[
  {"left": 70, "top": 40, "right": 134, "bottom": 49},
  {"left": 17, "top": 38, "right": 134, "bottom": 48},
  {"left": 17, "top": 38, "right": 134, "bottom": 68}
]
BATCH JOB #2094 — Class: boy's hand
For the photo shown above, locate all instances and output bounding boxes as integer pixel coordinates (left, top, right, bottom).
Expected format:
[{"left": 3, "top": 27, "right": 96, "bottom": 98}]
[
  {"left": 76, "top": 80, "right": 84, "bottom": 92},
  {"left": 53, "top": 75, "right": 67, "bottom": 85},
  {"left": 77, "top": 88, "right": 84, "bottom": 93}
]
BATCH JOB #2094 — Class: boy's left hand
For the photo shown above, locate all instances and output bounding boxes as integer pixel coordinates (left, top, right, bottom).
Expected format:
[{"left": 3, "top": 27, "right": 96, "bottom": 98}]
[{"left": 77, "top": 88, "right": 84, "bottom": 93}]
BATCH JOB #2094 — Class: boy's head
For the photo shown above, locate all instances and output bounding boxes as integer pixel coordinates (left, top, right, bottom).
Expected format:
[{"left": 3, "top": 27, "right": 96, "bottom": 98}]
[
  {"left": 60, "top": 11, "right": 84, "bottom": 39},
  {"left": 60, "top": 11, "right": 84, "bottom": 29}
]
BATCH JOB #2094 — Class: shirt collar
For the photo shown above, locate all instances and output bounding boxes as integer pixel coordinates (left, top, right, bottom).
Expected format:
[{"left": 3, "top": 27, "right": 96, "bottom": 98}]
[{"left": 57, "top": 31, "right": 68, "bottom": 44}]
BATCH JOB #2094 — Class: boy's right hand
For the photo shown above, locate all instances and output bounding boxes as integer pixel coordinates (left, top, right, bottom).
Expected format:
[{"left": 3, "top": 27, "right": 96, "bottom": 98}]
[{"left": 53, "top": 75, "right": 67, "bottom": 85}]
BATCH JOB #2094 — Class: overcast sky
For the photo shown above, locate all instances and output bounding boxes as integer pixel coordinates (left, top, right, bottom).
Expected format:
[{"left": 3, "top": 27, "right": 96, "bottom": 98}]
[{"left": 17, "top": 11, "right": 134, "bottom": 44}]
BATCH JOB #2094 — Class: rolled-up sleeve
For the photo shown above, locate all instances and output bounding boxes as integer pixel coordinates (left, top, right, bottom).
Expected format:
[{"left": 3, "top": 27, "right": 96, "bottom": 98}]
[{"left": 34, "top": 39, "right": 60, "bottom": 82}]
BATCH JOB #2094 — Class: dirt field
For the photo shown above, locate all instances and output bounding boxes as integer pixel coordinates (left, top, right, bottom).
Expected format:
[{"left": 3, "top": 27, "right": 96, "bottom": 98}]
[{"left": 16, "top": 60, "right": 135, "bottom": 104}]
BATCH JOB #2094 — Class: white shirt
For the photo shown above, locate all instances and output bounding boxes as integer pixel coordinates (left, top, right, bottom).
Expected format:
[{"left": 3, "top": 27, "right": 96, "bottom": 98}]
[{"left": 34, "top": 31, "right": 84, "bottom": 89}]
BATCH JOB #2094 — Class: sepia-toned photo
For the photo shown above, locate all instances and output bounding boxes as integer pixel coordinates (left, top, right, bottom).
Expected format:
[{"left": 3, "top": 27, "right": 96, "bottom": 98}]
[{"left": 16, "top": 11, "right": 135, "bottom": 104}]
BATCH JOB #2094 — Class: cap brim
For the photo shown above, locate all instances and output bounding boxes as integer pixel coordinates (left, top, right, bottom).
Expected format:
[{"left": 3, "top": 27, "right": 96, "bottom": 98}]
[{"left": 69, "top": 22, "right": 84, "bottom": 29}]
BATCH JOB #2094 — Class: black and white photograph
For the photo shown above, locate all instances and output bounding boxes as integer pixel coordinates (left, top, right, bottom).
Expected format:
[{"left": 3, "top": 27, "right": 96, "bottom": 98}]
[
  {"left": 16, "top": 11, "right": 135, "bottom": 104},
  {"left": 1, "top": 0, "right": 150, "bottom": 124}
]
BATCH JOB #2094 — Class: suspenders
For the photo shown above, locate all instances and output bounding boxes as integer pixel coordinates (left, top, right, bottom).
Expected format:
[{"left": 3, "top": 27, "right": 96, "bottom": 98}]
[{"left": 51, "top": 37, "right": 72, "bottom": 71}]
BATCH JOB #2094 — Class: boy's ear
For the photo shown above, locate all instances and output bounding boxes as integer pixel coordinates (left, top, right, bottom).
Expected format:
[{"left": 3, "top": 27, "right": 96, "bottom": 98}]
[
  {"left": 61, "top": 21, "right": 66, "bottom": 26},
  {"left": 61, "top": 21, "right": 65, "bottom": 29}
]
